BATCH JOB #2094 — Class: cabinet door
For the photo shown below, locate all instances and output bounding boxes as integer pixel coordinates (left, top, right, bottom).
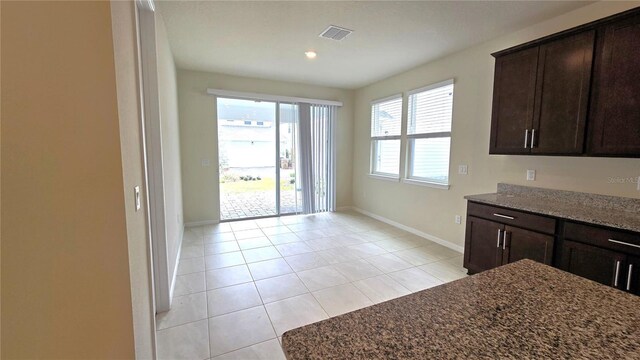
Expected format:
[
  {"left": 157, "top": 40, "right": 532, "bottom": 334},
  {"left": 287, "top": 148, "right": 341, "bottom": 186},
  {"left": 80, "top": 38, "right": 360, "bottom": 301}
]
[
  {"left": 490, "top": 47, "right": 538, "bottom": 154},
  {"left": 588, "top": 14, "right": 640, "bottom": 156},
  {"left": 623, "top": 256, "right": 640, "bottom": 295},
  {"left": 560, "top": 240, "right": 627, "bottom": 288},
  {"left": 463, "top": 216, "right": 503, "bottom": 274},
  {"left": 503, "top": 226, "right": 555, "bottom": 265},
  {"left": 532, "top": 31, "right": 594, "bottom": 155}
]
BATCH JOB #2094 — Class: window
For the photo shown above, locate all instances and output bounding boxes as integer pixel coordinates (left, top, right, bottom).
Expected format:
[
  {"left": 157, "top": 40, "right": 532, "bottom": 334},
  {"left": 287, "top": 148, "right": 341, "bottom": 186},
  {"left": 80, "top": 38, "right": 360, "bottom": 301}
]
[
  {"left": 370, "top": 95, "right": 402, "bottom": 177},
  {"left": 407, "top": 80, "right": 454, "bottom": 185}
]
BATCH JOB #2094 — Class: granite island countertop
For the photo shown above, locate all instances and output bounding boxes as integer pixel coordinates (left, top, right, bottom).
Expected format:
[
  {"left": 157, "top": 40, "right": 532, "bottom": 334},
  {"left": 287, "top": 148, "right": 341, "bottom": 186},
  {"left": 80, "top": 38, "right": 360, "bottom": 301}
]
[
  {"left": 464, "top": 183, "right": 640, "bottom": 233},
  {"left": 281, "top": 259, "right": 640, "bottom": 360}
]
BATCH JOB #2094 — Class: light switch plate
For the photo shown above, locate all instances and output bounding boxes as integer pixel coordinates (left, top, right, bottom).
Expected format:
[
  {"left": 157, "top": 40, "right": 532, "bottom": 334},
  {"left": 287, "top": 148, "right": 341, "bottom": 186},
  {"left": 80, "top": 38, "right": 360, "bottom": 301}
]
[
  {"left": 458, "top": 165, "right": 468, "bottom": 175},
  {"left": 134, "top": 186, "right": 141, "bottom": 211},
  {"left": 455, "top": 215, "right": 462, "bottom": 224},
  {"left": 201, "top": 159, "right": 211, "bottom": 167},
  {"left": 526, "top": 170, "right": 536, "bottom": 181}
]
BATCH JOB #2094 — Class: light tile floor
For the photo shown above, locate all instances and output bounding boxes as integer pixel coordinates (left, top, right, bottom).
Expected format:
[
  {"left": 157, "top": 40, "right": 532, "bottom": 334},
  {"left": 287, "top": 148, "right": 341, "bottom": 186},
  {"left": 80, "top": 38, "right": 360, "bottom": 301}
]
[{"left": 156, "top": 211, "right": 467, "bottom": 360}]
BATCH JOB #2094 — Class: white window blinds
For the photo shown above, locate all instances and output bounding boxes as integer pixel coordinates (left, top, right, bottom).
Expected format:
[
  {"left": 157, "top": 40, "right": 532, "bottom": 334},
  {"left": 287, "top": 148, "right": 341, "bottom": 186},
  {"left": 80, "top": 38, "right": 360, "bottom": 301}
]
[
  {"left": 371, "top": 96, "right": 402, "bottom": 137},
  {"left": 370, "top": 95, "right": 402, "bottom": 177},
  {"left": 407, "top": 80, "right": 454, "bottom": 185},
  {"left": 298, "top": 103, "right": 337, "bottom": 214}
]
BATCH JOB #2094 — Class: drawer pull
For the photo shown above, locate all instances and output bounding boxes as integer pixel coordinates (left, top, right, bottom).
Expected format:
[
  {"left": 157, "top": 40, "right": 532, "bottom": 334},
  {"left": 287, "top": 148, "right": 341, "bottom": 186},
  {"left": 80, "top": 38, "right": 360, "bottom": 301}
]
[
  {"left": 493, "top": 213, "right": 515, "bottom": 220},
  {"left": 627, "top": 264, "right": 633, "bottom": 291},
  {"left": 607, "top": 238, "right": 640, "bottom": 249},
  {"left": 614, "top": 260, "right": 621, "bottom": 287},
  {"left": 497, "top": 229, "right": 502, "bottom": 248}
]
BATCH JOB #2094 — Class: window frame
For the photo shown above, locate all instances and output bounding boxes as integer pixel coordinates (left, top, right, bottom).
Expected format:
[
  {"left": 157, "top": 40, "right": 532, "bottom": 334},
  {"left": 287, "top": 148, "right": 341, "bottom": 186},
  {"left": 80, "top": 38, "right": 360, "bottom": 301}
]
[
  {"left": 369, "top": 94, "right": 403, "bottom": 179},
  {"left": 405, "top": 79, "right": 454, "bottom": 187}
]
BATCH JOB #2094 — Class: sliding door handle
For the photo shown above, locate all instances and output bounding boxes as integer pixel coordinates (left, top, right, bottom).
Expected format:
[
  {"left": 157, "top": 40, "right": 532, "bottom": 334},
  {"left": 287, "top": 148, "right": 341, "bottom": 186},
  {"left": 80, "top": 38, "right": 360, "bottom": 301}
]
[{"left": 524, "top": 129, "right": 529, "bottom": 149}]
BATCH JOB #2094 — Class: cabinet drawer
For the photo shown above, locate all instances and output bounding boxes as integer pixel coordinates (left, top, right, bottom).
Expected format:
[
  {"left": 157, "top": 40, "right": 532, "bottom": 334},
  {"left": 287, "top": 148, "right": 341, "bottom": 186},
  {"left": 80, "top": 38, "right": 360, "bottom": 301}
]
[
  {"left": 467, "top": 202, "right": 556, "bottom": 234},
  {"left": 564, "top": 222, "right": 640, "bottom": 256}
]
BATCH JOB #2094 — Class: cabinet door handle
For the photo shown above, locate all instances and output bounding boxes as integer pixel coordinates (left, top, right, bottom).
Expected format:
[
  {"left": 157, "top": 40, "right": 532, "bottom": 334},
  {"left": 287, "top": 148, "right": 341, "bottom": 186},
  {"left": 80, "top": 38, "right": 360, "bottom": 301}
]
[
  {"left": 493, "top": 213, "right": 515, "bottom": 220},
  {"left": 502, "top": 231, "right": 508, "bottom": 250},
  {"left": 530, "top": 129, "right": 536, "bottom": 149},
  {"left": 627, "top": 264, "right": 633, "bottom": 291},
  {"left": 524, "top": 129, "right": 529, "bottom": 149},
  {"left": 608, "top": 238, "right": 640, "bottom": 250},
  {"left": 497, "top": 229, "right": 502, "bottom": 248},
  {"left": 614, "top": 260, "right": 621, "bottom": 287}
]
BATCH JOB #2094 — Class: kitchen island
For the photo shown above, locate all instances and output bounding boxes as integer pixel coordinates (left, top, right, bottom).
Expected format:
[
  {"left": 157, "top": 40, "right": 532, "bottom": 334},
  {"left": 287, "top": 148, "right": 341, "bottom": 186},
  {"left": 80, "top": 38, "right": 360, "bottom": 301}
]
[{"left": 282, "top": 259, "right": 640, "bottom": 359}]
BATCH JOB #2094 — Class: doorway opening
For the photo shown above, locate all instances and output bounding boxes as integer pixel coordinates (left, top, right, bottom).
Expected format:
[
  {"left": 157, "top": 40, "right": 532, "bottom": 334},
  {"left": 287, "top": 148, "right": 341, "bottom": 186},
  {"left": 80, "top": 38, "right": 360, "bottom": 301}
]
[{"left": 217, "top": 98, "right": 302, "bottom": 220}]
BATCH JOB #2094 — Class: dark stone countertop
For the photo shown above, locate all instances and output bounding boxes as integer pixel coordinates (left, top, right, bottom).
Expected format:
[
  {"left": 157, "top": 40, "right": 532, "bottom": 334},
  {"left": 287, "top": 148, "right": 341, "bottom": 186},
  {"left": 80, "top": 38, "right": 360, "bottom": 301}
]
[
  {"left": 281, "top": 260, "right": 640, "bottom": 360},
  {"left": 463, "top": 184, "right": 640, "bottom": 233}
]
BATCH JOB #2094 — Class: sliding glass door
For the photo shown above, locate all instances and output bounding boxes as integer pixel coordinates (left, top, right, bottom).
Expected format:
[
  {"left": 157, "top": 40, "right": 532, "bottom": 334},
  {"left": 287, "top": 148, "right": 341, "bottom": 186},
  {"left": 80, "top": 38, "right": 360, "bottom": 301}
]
[
  {"left": 278, "top": 103, "right": 302, "bottom": 215},
  {"left": 217, "top": 98, "right": 301, "bottom": 220}
]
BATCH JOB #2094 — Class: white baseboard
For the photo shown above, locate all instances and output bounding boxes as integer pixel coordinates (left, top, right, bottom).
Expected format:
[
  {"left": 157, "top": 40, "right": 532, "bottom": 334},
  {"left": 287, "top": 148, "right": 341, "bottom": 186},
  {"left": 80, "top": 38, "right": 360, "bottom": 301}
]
[
  {"left": 349, "top": 206, "right": 464, "bottom": 254},
  {"left": 336, "top": 206, "right": 355, "bottom": 212},
  {"left": 168, "top": 226, "right": 184, "bottom": 305},
  {"left": 185, "top": 219, "right": 220, "bottom": 227}
]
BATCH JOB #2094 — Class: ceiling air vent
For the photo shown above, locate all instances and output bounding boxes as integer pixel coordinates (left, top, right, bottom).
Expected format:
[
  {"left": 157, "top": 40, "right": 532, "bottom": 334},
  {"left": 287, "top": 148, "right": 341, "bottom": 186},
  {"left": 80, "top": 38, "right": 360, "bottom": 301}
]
[{"left": 319, "top": 25, "right": 353, "bottom": 41}]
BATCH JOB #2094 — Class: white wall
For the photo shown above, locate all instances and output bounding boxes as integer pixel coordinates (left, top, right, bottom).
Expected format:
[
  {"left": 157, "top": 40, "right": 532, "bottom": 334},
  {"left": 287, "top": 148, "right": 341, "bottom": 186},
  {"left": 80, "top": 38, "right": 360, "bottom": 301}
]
[
  {"left": 352, "top": 2, "right": 640, "bottom": 250},
  {"left": 178, "top": 69, "right": 355, "bottom": 224},
  {"left": 156, "top": 14, "right": 184, "bottom": 291},
  {"left": 111, "top": 1, "right": 156, "bottom": 357}
]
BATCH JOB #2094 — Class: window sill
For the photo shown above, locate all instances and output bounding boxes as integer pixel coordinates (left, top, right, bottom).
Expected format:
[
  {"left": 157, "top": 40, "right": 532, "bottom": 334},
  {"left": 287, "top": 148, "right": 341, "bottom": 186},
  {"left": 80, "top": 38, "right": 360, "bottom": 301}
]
[
  {"left": 368, "top": 173, "right": 400, "bottom": 182},
  {"left": 402, "top": 178, "right": 450, "bottom": 190}
]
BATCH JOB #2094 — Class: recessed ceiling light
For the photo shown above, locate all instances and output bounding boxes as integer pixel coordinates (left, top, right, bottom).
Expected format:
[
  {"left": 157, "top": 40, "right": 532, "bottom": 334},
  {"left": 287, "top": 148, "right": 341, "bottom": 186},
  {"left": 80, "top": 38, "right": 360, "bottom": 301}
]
[{"left": 305, "top": 51, "right": 317, "bottom": 59}]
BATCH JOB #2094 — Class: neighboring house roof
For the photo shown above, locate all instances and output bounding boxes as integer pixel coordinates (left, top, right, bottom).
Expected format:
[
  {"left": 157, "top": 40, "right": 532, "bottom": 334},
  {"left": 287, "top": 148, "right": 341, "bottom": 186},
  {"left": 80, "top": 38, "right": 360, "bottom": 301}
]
[
  {"left": 218, "top": 103, "right": 297, "bottom": 124},
  {"left": 218, "top": 104, "right": 275, "bottom": 122}
]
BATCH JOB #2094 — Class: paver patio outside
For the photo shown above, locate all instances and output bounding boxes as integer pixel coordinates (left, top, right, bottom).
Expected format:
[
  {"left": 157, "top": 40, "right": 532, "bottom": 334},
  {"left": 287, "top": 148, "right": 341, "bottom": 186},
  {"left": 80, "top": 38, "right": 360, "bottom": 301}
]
[{"left": 220, "top": 188, "right": 300, "bottom": 220}]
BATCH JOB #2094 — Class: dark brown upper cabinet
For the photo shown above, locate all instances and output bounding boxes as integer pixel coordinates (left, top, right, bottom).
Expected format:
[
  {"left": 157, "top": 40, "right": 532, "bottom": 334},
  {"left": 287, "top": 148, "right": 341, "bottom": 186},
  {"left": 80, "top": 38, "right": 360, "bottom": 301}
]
[
  {"left": 490, "top": 48, "right": 538, "bottom": 155},
  {"left": 489, "top": 7, "right": 640, "bottom": 158},
  {"left": 532, "top": 31, "right": 594, "bottom": 155},
  {"left": 588, "top": 14, "right": 640, "bottom": 156},
  {"left": 490, "top": 33, "right": 595, "bottom": 155}
]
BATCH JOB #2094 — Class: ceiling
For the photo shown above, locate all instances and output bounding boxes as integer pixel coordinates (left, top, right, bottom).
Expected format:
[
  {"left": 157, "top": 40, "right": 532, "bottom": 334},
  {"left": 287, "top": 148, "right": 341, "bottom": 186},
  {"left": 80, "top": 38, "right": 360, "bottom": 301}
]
[{"left": 157, "top": 1, "right": 592, "bottom": 89}]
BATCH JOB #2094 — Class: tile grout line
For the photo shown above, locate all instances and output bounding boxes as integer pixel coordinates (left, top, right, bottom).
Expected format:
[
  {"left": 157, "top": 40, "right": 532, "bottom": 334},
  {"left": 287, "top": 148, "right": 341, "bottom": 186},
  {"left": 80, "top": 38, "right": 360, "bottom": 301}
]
[{"left": 165, "top": 213, "right": 467, "bottom": 357}]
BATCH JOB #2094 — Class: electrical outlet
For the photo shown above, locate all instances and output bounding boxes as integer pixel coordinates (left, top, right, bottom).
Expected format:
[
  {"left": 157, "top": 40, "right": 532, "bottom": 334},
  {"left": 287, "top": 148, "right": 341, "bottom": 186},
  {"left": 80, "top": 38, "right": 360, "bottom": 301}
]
[
  {"left": 455, "top": 215, "right": 462, "bottom": 224},
  {"left": 526, "top": 170, "right": 536, "bottom": 181},
  {"left": 637, "top": 176, "right": 640, "bottom": 191},
  {"left": 201, "top": 159, "right": 211, "bottom": 167},
  {"left": 458, "top": 165, "right": 468, "bottom": 175}
]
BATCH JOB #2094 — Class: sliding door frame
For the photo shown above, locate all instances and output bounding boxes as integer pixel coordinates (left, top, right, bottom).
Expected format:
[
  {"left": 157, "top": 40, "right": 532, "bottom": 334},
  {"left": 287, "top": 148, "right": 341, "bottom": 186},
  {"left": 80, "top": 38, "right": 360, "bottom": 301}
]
[
  {"left": 275, "top": 102, "right": 281, "bottom": 215},
  {"left": 216, "top": 97, "right": 301, "bottom": 221}
]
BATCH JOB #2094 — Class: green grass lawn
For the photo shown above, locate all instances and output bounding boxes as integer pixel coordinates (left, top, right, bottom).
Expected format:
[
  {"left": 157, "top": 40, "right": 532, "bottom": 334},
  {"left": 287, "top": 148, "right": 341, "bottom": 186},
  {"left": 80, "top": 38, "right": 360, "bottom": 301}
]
[{"left": 220, "top": 178, "right": 295, "bottom": 193}]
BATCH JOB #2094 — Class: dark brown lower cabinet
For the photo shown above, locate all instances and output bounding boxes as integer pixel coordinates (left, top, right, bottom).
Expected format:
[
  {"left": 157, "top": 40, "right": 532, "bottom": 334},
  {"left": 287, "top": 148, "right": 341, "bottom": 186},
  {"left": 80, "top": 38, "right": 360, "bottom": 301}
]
[
  {"left": 503, "top": 226, "right": 554, "bottom": 265},
  {"left": 559, "top": 240, "right": 640, "bottom": 295},
  {"left": 626, "top": 256, "right": 640, "bottom": 295},
  {"left": 464, "top": 216, "right": 554, "bottom": 274},
  {"left": 464, "top": 216, "right": 502, "bottom": 274},
  {"left": 465, "top": 201, "right": 640, "bottom": 296},
  {"left": 559, "top": 240, "right": 627, "bottom": 288},
  {"left": 561, "top": 221, "right": 640, "bottom": 295}
]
